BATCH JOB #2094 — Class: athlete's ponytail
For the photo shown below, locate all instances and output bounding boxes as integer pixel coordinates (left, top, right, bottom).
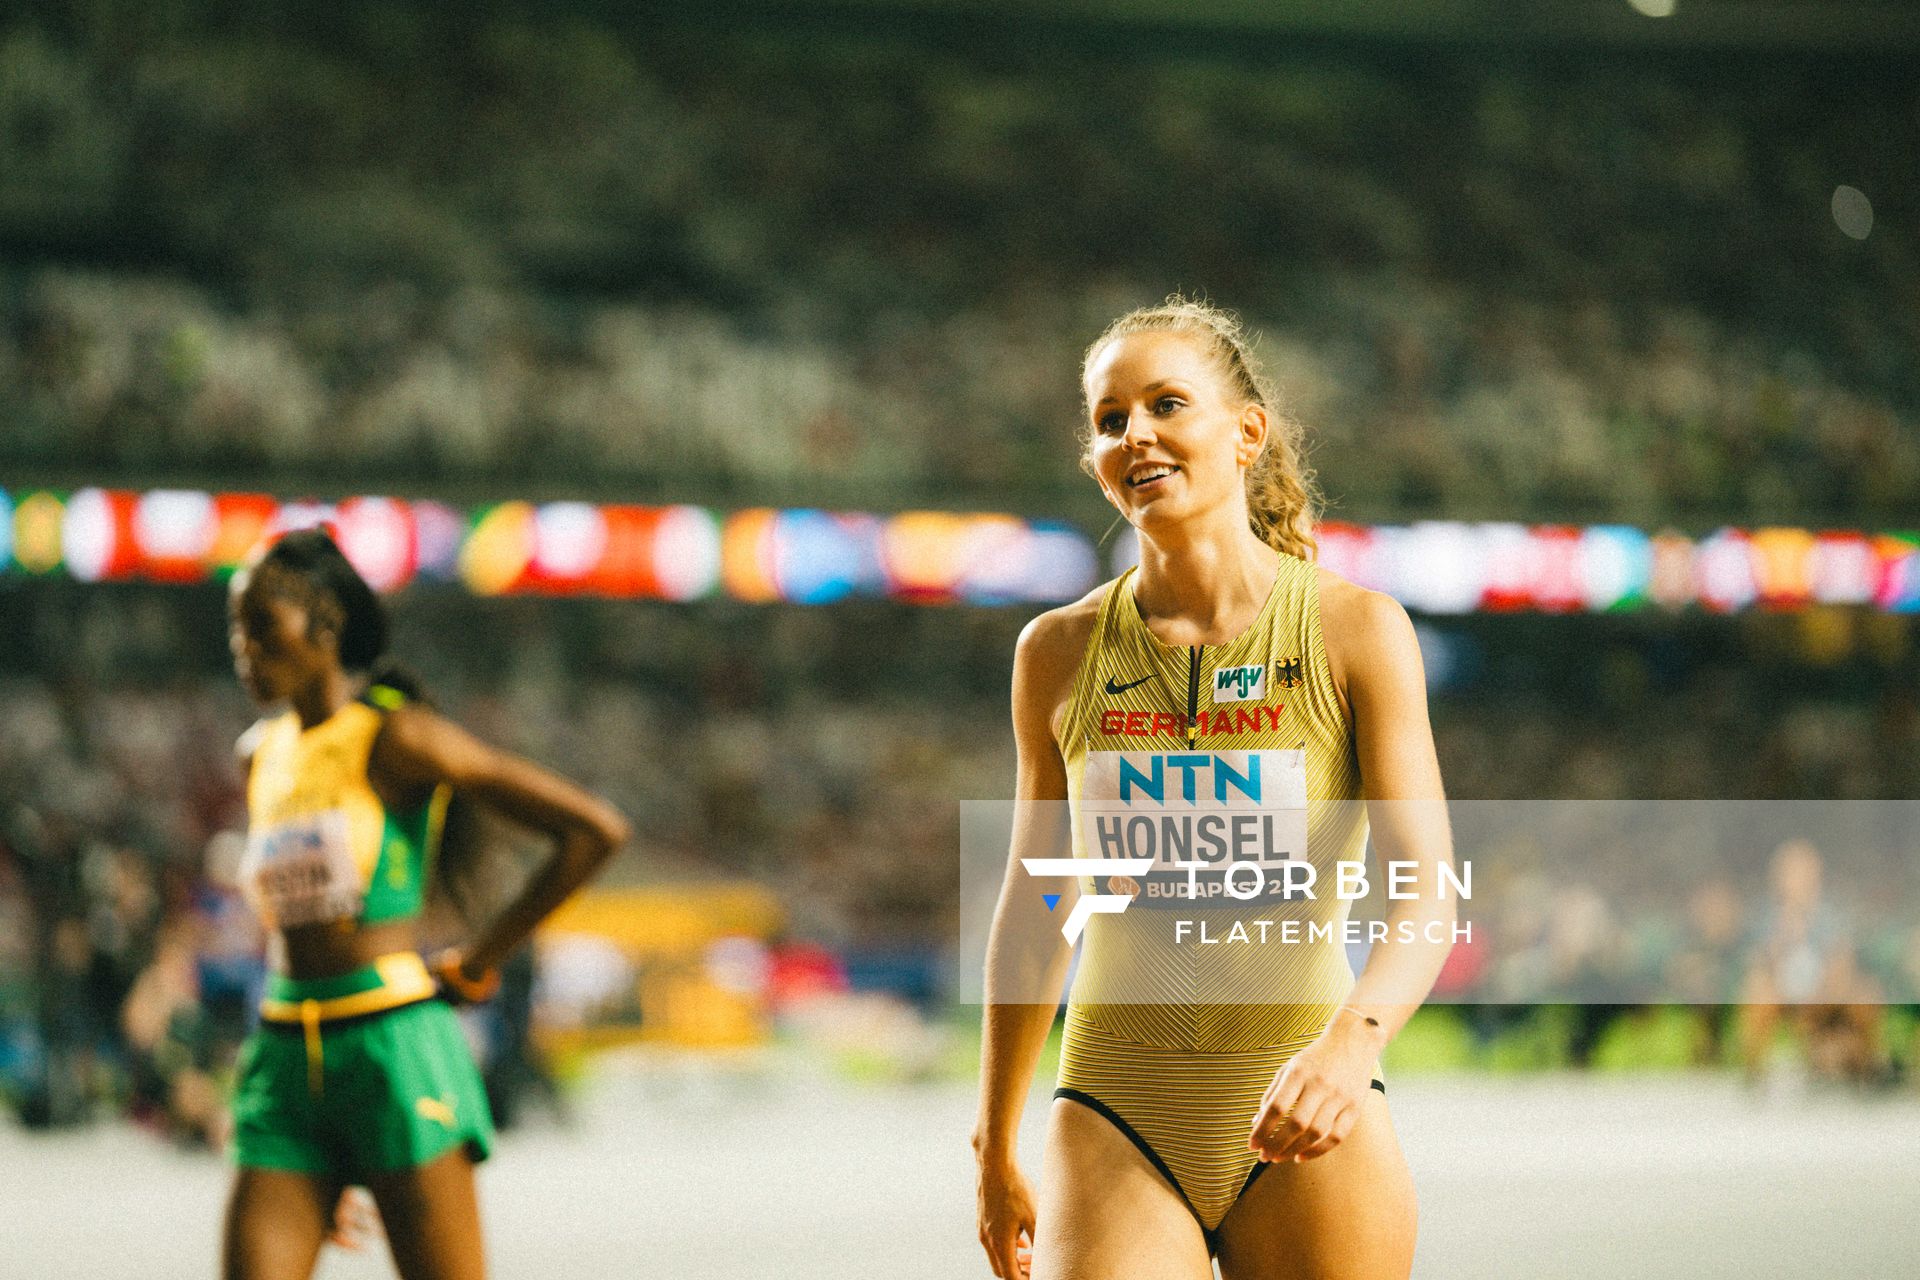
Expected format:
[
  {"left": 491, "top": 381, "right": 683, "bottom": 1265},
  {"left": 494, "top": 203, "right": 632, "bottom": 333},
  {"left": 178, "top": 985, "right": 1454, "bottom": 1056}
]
[{"left": 1081, "top": 295, "right": 1322, "bottom": 561}]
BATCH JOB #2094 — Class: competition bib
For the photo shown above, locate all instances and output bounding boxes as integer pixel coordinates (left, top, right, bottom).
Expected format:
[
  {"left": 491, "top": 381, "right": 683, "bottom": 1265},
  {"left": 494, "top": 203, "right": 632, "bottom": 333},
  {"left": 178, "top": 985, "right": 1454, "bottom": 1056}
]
[
  {"left": 1080, "top": 748, "right": 1309, "bottom": 910},
  {"left": 241, "top": 810, "right": 364, "bottom": 928}
]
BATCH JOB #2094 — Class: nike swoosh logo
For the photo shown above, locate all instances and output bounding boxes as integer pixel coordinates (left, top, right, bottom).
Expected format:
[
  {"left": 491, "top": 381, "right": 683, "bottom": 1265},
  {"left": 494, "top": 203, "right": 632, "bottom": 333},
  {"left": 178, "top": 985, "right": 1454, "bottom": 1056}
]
[{"left": 1104, "top": 674, "right": 1153, "bottom": 694}]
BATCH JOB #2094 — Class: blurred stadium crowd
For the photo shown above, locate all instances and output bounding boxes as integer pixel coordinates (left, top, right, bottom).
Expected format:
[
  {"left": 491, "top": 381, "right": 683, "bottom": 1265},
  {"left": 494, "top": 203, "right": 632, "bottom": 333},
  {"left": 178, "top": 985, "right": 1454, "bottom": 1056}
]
[
  {"left": 3, "top": 583, "right": 1918, "bottom": 1137},
  {"left": 1, "top": 4, "right": 1915, "bottom": 518}
]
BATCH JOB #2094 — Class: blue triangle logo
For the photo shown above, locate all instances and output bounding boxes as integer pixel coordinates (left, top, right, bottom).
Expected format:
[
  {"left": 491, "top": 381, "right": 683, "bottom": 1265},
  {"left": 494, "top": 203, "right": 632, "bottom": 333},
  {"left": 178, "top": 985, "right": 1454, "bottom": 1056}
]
[{"left": 1042, "top": 893, "right": 1061, "bottom": 912}]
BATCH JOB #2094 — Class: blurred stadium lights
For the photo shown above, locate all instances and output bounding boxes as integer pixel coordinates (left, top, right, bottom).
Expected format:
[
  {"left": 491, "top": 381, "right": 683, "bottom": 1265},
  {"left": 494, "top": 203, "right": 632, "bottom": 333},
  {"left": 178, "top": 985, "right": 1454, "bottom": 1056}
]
[
  {"left": 14, "top": 486, "right": 1092, "bottom": 607},
  {"left": 8, "top": 484, "right": 1918, "bottom": 613},
  {"left": 1114, "top": 517, "right": 1920, "bottom": 614},
  {"left": 1831, "top": 185, "right": 1874, "bottom": 240},
  {"left": 33, "top": 485, "right": 1920, "bottom": 614}
]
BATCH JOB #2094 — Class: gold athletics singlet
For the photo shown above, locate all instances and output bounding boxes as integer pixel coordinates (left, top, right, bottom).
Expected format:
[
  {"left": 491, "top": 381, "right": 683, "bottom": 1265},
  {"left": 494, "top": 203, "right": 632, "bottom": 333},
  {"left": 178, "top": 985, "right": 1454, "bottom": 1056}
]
[
  {"left": 1053, "top": 553, "right": 1379, "bottom": 1243},
  {"left": 241, "top": 688, "right": 449, "bottom": 936}
]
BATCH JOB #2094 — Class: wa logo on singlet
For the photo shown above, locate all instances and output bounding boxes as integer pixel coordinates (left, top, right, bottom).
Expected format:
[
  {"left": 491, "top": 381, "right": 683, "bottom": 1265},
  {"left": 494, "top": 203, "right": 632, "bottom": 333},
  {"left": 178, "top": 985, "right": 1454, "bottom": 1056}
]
[{"left": 1213, "top": 663, "right": 1265, "bottom": 703}]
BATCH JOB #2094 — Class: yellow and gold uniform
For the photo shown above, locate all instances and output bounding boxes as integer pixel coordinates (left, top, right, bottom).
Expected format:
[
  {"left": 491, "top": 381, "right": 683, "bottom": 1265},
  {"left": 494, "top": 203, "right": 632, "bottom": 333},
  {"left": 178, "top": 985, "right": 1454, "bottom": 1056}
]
[
  {"left": 241, "top": 687, "right": 448, "bottom": 939},
  {"left": 1055, "top": 553, "right": 1379, "bottom": 1245}
]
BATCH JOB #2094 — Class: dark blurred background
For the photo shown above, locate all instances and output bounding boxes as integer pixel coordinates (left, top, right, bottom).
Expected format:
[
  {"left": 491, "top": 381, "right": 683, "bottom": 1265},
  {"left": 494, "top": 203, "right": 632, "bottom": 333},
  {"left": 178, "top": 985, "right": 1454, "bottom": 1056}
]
[{"left": 2, "top": 0, "right": 1917, "bottom": 1144}]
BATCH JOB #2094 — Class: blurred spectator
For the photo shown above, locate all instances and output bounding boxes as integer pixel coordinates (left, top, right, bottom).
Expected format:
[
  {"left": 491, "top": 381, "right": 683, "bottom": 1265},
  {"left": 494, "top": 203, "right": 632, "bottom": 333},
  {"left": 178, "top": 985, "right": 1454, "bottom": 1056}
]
[
  {"left": 1664, "top": 877, "right": 1747, "bottom": 1064},
  {"left": 1737, "top": 840, "right": 1891, "bottom": 1088}
]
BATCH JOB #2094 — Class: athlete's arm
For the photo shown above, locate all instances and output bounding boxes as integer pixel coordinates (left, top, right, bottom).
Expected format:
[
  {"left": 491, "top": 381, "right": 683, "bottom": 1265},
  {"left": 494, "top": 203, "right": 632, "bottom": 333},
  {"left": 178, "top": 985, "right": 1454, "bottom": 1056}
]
[
  {"left": 371, "top": 703, "right": 632, "bottom": 979},
  {"left": 1329, "top": 580, "right": 1455, "bottom": 1036},
  {"left": 973, "top": 602, "right": 1092, "bottom": 1280},
  {"left": 1252, "top": 578, "right": 1455, "bottom": 1164}
]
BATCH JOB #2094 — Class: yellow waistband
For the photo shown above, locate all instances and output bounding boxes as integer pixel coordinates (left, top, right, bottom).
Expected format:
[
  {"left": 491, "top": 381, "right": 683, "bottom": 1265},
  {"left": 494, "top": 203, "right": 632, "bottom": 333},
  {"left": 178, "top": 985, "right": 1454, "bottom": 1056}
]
[{"left": 258, "top": 952, "right": 438, "bottom": 1025}]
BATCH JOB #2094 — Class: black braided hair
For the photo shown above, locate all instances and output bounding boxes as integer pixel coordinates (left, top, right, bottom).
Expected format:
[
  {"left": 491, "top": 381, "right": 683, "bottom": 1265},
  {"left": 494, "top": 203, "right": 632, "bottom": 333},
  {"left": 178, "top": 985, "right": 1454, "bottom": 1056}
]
[{"left": 252, "top": 528, "right": 388, "bottom": 671}]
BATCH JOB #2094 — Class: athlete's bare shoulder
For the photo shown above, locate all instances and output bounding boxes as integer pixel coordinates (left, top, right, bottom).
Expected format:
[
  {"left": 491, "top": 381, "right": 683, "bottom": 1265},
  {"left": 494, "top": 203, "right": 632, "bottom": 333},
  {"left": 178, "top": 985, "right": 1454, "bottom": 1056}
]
[
  {"left": 234, "top": 716, "right": 277, "bottom": 771},
  {"left": 1315, "top": 564, "right": 1419, "bottom": 719},
  {"left": 1017, "top": 581, "right": 1105, "bottom": 675},
  {"left": 1314, "top": 563, "right": 1405, "bottom": 635},
  {"left": 1012, "top": 580, "right": 1109, "bottom": 740}
]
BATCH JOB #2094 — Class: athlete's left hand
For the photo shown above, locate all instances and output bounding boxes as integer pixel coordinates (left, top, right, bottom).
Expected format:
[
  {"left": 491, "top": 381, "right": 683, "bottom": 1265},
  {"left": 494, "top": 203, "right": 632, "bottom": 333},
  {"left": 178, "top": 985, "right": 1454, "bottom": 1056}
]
[
  {"left": 432, "top": 948, "right": 502, "bottom": 1005},
  {"left": 1247, "top": 1014, "right": 1382, "bottom": 1164}
]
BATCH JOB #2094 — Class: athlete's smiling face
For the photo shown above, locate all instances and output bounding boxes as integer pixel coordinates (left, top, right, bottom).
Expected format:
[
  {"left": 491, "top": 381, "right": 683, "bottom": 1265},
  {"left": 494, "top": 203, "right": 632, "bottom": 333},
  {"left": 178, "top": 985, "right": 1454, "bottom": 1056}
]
[{"left": 1084, "top": 330, "right": 1268, "bottom": 533}]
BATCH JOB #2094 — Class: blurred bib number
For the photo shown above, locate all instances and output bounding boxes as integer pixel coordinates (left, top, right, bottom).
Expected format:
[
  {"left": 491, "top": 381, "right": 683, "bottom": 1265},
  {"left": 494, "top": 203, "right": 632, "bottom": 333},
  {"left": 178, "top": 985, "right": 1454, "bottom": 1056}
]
[
  {"left": 242, "top": 810, "right": 364, "bottom": 927},
  {"left": 1081, "top": 749, "right": 1308, "bottom": 910}
]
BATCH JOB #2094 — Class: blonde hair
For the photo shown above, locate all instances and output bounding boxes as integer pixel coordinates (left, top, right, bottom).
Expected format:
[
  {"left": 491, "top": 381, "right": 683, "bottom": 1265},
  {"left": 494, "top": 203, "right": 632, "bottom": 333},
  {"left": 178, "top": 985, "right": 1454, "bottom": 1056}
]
[{"left": 1081, "top": 296, "right": 1321, "bottom": 560}]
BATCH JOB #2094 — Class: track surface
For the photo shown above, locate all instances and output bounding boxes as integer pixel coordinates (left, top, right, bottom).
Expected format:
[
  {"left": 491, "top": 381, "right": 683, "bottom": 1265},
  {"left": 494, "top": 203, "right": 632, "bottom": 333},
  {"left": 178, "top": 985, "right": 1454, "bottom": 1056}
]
[{"left": 7, "top": 1065, "right": 1918, "bottom": 1278}]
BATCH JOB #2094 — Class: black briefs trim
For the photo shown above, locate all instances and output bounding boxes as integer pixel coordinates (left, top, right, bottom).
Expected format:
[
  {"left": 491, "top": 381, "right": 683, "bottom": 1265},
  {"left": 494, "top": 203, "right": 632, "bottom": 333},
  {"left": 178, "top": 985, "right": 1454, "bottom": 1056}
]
[{"left": 1054, "top": 1078, "right": 1387, "bottom": 1256}]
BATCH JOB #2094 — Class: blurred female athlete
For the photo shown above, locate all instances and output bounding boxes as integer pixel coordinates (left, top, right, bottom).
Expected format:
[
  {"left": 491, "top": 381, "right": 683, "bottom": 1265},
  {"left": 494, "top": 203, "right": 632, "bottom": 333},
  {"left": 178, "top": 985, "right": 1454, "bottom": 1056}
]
[
  {"left": 222, "top": 529, "right": 630, "bottom": 1280},
  {"left": 974, "top": 299, "right": 1455, "bottom": 1280}
]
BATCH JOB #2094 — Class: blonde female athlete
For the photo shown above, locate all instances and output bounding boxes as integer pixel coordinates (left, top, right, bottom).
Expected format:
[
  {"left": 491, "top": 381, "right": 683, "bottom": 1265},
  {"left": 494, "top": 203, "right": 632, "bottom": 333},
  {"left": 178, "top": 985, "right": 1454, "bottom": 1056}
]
[
  {"left": 223, "top": 529, "right": 630, "bottom": 1280},
  {"left": 973, "top": 300, "right": 1456, "bottom": 1280}
]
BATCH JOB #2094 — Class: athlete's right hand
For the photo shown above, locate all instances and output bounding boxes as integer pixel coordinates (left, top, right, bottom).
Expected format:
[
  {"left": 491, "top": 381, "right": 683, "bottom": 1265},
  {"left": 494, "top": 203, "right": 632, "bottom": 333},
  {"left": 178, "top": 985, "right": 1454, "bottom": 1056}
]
[{"left": 976, "top": 1157, "right": 1037, "bottom": 1279}]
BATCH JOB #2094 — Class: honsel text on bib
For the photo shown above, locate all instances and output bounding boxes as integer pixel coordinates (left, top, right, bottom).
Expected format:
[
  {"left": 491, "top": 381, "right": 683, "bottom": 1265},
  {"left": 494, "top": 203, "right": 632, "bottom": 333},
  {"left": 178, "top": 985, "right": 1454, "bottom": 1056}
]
[{"left": 1080, "top": 749, "right": 1308, "bottom": 909}]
